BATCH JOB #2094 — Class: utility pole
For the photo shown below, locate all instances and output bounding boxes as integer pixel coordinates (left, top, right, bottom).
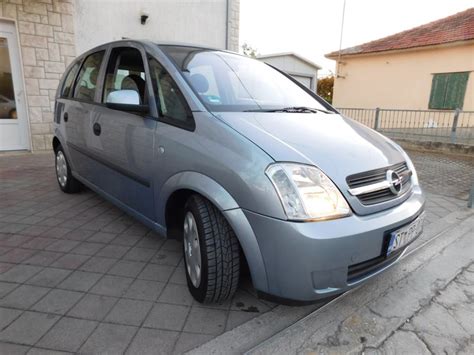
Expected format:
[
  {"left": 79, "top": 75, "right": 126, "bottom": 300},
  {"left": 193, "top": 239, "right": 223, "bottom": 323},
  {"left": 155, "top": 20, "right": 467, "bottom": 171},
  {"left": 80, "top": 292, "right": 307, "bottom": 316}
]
[{"left": 336, "top": 0, "right": 347, "bottom": 78}]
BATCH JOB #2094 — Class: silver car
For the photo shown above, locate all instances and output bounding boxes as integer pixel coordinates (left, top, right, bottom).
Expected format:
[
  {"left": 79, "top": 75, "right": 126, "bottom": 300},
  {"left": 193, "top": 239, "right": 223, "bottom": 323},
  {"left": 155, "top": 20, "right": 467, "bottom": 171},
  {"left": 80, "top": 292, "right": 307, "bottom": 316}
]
[{"left": 52, "top": 40, "right": 425, "bottom": 303}]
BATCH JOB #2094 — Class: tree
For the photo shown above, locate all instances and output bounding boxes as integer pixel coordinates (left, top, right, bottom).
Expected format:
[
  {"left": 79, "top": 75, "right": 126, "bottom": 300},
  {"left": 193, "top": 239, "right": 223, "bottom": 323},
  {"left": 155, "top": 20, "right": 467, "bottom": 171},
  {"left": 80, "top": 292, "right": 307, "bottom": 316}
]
[
  {"left": 317, "top": 75, "right": 334, "bottom": 104},
  {"left": 242, "top": 43, "right": 259, "bottom": 58}
]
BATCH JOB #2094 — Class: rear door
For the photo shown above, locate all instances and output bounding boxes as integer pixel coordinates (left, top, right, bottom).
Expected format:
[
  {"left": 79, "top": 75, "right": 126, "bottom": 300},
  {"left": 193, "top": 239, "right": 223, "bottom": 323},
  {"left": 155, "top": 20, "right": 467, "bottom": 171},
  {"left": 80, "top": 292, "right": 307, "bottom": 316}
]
[
  {"left": 65, "top": 50, "right": 106, "bottom": 178},
  {"left": 86, "top": 44, "right": 157, "bottom": 220}
]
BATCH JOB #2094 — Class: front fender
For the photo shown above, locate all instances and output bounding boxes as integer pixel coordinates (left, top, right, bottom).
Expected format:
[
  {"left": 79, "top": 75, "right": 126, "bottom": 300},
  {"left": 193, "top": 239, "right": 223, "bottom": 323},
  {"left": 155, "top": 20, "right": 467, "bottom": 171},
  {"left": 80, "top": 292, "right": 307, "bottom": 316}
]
[
  {"left": 158, "top": 171, "right": 239, "bottom": 222},
  {"left": 158, "top": 171, "right": 269, "bottom": 293}
]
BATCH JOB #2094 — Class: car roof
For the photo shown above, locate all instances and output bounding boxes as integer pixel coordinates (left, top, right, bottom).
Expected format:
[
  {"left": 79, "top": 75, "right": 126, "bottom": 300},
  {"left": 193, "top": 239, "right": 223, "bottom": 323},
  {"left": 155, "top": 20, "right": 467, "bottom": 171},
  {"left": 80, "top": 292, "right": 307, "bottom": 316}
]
[
  {"left": 76, "top": 39, "right": 240, "bottom": 62},
  {"left": 82, "top": 39, "right": 220, "bottom": 54}
]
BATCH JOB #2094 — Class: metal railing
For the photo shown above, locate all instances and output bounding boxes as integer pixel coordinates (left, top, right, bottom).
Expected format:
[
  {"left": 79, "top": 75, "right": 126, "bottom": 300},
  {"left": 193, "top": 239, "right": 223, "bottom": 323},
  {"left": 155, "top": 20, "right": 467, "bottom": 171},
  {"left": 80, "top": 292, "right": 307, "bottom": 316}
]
[{"left": 337, "top": 108, "right": 474, "bottom": 146}]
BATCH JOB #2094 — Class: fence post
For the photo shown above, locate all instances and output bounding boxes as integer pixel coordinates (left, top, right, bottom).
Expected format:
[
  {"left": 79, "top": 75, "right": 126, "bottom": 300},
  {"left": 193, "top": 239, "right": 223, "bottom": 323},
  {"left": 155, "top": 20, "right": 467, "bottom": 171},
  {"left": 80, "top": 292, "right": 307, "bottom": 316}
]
[
  {"left": 374, "top": 107, "right": 380, "bottom": 131},
  {"left": 450, "top": 108, "right": 460, "bottom": 144},
  {"left": 469, "top": 183, "right": 474, "bottom": 208}
]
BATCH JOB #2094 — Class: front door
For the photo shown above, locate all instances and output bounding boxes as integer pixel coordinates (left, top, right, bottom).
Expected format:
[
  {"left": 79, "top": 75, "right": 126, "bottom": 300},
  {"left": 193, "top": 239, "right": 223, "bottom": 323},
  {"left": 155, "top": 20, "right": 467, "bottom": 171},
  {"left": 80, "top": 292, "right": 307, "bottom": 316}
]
[
  {"left": 0, "top": 20, "right": 29, "bottom": 150},
  {"left": 87, "top": 45, "right": 156, "bottom": 220}
]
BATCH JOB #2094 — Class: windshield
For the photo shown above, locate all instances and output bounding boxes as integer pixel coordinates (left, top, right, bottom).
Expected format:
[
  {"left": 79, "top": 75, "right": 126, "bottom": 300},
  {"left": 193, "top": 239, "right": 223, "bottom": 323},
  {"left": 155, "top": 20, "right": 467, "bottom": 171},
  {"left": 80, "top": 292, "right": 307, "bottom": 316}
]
[{"left": 159, "top": 45, "right": 330, "bottom": 113}]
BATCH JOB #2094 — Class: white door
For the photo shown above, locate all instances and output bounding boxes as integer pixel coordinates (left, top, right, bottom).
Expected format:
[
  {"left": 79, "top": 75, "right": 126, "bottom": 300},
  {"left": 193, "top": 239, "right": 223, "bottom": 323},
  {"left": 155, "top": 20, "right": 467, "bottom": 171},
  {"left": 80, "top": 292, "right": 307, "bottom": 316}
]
[{"left": 0, "top": 20, "right": 30, "bottom": 151}]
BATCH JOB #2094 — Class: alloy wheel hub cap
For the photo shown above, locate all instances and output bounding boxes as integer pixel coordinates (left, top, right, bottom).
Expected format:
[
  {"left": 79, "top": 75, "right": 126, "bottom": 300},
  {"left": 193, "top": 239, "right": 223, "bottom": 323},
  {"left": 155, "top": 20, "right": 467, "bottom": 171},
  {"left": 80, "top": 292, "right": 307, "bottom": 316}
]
[
  {"left": 56, "top": 151, "right": 68, "bottom": 187},
  {"left": 183, "top": 211, "right": 201, "bottom": 288}
]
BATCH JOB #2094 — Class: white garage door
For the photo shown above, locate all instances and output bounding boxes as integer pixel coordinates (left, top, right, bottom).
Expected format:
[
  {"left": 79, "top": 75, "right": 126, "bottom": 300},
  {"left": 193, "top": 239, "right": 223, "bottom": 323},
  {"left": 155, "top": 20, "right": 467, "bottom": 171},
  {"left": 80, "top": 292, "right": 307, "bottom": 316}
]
[{"left": 290, "top": 75, "right": 312, "bottom": 89}]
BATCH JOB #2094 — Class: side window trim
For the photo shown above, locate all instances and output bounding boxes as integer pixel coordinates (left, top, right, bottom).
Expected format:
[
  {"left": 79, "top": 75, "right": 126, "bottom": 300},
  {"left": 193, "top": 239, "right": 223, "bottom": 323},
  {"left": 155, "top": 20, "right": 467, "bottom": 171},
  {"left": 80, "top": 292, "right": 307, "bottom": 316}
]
[
  {"left": 72, "top": 50, "right": 106, "bottom": 102},
  {"left": 60, "top": 61, "right": 81, "bottom": 98},
  {"left": 147, "top": 55, "right": 195, "bottom": 131}
]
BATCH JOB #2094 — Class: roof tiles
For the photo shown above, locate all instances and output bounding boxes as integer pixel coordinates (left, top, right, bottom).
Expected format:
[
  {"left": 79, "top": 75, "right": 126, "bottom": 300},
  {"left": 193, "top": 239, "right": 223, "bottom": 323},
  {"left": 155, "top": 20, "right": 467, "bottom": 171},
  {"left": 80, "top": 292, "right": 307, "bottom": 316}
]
[{"left": 326, "top": 8, "right": 474, "bottom": 57}]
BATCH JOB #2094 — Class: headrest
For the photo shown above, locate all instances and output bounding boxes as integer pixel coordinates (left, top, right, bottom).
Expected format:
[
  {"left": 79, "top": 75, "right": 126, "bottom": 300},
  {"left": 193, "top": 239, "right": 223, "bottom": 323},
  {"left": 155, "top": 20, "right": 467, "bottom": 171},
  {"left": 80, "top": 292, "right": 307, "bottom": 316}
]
[
  {"left": 89, "top": 68, "right": 98, "bottom": 86},
  {"left": 189, "top": 73, "right": 209, "bottom": 94},
  {"left": 121, "top": 76, "right": 139, "bottom": 91}
]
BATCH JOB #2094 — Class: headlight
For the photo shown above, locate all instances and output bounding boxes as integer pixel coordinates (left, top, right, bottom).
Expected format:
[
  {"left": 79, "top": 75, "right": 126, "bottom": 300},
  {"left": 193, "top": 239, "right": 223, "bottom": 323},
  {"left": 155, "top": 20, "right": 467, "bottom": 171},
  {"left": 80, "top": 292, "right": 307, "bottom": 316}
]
[{"left": 266, "top": 163, "right": 351, "bottom": 221}]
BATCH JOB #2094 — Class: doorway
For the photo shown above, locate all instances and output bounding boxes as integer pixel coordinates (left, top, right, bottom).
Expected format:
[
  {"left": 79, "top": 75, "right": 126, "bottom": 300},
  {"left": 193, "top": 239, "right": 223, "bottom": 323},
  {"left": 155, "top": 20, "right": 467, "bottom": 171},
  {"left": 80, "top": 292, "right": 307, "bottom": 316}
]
[{"left": 0, "top": 20, "right": 30, "bottom": 151}]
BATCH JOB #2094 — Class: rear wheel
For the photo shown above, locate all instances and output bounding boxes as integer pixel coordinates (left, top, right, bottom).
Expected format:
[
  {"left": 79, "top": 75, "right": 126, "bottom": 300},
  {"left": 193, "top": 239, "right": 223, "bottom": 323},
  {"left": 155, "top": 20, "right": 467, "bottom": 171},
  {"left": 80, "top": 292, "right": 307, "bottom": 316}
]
[
  {"left": 183, "top": 195, "right": 240, "bottom": 303},
  {"left": 55, "top": 145, "right": 81, "bottom": 193}
]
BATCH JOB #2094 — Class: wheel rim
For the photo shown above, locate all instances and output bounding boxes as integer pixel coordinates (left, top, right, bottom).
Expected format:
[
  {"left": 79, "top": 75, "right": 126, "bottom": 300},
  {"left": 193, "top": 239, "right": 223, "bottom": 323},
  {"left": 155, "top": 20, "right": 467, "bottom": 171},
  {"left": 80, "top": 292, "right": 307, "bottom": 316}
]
[
  {"left": 56, "top": 151, "right": 68, "bottom": 187},
  {"left": 183, "top": 211, "right": 202, "bottom": 288}
]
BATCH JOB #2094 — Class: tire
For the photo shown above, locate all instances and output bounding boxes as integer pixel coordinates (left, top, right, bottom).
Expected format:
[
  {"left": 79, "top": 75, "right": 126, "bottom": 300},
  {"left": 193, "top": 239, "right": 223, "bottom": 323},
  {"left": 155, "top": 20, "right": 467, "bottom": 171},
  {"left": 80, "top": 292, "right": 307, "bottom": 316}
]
[
  {"left": 55, "top": 144, "right": 81, "bottom": 193},
  {"left": 183, "top": 195, "right": 240, "bottom": 303}
]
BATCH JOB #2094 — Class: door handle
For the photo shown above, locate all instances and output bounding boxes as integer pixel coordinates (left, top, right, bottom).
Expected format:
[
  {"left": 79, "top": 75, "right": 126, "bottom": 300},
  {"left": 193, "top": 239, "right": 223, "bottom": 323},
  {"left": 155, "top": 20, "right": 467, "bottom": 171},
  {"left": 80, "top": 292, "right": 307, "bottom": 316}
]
[
  {"left": 63, "top": 112, "right": 68, "bottom": 122},
  {"left": 93, "top": 122, "right": 101, "bottom": 136}
]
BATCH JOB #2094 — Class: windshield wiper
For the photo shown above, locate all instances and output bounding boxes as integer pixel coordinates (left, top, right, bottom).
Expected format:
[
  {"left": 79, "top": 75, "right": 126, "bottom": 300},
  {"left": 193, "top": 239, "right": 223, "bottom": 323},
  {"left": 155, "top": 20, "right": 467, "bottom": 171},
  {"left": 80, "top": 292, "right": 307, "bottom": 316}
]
[{"left": 244, "top": 106, "right": 333, "bottom": 114}]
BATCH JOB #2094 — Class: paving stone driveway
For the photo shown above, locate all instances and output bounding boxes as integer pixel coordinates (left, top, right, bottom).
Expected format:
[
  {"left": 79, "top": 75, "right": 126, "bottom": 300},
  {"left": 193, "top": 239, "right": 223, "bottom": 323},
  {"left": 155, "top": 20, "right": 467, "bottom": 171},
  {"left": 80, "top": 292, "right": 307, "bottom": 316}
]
[
  {"left": 0, "top": 153, "right": 275, "bottom": 354},
  {"left": 0, "top": 149, "right": 472, "bottom": 354}
]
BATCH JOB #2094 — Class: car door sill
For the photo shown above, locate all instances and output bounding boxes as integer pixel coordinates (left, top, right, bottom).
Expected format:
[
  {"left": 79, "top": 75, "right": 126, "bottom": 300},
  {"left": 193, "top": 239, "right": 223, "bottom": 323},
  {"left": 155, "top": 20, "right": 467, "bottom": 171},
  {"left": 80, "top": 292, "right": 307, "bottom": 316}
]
[{"left": 72, "top": 171, "right": 166, "bottom": 236}]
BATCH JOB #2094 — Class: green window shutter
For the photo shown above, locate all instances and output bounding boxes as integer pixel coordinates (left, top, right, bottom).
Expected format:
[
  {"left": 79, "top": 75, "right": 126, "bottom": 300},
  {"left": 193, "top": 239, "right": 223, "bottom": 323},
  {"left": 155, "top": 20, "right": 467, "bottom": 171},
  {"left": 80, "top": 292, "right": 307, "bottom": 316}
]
[
  {"left": 444, "top": 72, "right": 469, "bottom": 109},
  {"left": 429, "top": 72, "right": 470, "bottom": 110},
  {"left": 429, "top": 74, "right": 448, "bottom": 109}
]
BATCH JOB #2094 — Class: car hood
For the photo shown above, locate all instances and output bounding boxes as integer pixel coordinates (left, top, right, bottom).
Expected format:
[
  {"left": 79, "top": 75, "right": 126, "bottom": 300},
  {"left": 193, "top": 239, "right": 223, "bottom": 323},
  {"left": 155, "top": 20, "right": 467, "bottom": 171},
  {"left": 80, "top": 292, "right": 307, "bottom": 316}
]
[{"left": 214, "top": 112, "right": 405, "bottom": 185}]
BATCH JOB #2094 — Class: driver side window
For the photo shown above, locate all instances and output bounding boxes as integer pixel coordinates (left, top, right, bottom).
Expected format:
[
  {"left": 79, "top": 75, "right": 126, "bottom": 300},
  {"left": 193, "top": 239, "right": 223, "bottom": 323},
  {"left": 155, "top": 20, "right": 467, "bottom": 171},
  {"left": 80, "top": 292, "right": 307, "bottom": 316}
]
[
  {"left": 148, "top": 57, "right": 194, "bottom": 130},
  {"left": 103, "top": 47, "right": 147, "bottom": 106}
]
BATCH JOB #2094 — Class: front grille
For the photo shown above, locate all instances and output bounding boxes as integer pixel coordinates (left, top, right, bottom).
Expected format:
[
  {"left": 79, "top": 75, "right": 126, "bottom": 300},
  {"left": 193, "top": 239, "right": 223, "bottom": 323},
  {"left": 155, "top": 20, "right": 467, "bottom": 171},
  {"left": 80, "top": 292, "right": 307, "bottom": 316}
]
[
  {"left": 346, "top": 162, "right": 411, "bottom": 205},
  {"left": 347, "top": 248, "right": 404, "bottom": 283}
]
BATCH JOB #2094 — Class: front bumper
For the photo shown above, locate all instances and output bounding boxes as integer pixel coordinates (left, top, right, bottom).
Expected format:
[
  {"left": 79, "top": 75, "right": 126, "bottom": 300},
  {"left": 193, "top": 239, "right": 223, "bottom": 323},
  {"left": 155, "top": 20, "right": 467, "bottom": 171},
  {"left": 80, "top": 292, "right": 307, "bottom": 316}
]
[{"left": 242, "top": 186, "right": 425, "bottom": 302}]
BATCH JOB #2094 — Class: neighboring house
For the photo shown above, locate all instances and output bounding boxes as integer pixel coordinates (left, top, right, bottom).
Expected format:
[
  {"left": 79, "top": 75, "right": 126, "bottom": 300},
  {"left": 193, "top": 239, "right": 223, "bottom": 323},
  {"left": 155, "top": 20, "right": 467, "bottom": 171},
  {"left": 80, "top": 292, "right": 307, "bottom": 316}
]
[
  {"left": 257, "top": 52, "right": 321, "bottom": 92},
  {"left": 0, "top": 0, "right": 240, "bottom": 151},
  {"left": 326, "top": 8, "right": 474, "bottom": 111}
]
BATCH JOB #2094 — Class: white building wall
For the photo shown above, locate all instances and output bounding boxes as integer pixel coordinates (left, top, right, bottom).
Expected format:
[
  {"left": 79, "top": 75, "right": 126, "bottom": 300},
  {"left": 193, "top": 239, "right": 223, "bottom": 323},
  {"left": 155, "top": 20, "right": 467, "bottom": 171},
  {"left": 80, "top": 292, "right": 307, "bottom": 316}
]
[{"left": 75, "top": 0, "right": 237, "bottom": 55}]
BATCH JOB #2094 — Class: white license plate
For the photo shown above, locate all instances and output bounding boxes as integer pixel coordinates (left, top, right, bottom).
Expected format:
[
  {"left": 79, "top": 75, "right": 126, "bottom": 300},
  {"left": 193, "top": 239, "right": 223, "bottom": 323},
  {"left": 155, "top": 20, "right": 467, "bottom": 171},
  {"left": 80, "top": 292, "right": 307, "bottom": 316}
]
[{"left": 387, "top": 213, "right": 424, "bottom": 255}]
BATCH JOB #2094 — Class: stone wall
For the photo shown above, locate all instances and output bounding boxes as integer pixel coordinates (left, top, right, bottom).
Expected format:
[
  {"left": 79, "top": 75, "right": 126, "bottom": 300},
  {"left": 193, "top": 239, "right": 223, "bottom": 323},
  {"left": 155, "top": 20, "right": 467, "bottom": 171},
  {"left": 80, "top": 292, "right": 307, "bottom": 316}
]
[
  {"left": 227, "top": 0, "right": 240, "bottom": 52},
  {"left": 0, "top": 0, "right": 75, "bottom": 151}
]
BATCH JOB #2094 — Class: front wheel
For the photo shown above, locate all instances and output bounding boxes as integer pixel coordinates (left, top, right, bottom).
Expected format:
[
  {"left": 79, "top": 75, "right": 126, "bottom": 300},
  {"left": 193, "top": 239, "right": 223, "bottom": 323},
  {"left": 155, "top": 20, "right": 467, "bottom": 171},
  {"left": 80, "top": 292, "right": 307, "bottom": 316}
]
[
  {"left": 183, "top": 195, "right": 240, "bottom": 303},
  {"left": 55, "top": 145, "right": 81, "bottom": 193}
]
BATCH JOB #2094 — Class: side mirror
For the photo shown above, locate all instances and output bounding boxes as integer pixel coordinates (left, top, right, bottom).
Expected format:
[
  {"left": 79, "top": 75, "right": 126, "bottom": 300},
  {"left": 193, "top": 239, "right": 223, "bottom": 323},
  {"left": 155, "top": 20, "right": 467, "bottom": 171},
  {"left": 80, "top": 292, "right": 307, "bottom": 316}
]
[
  {"left": 106, "top": 90, "right": 149, "bottom": 113},
  {"left": 107, "top": 90, "right": 140, "bottom": 105}
]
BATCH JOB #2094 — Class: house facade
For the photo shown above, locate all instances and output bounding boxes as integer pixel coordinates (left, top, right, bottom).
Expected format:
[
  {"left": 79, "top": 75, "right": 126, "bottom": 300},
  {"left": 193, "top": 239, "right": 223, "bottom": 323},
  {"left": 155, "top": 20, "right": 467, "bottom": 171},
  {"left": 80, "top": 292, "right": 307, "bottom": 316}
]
[
  {"left": 0, "top": 0, "right": 240, "bottom": 152},
  {"left": 326, "top": 8, "right": 474, "bottom": 112}
]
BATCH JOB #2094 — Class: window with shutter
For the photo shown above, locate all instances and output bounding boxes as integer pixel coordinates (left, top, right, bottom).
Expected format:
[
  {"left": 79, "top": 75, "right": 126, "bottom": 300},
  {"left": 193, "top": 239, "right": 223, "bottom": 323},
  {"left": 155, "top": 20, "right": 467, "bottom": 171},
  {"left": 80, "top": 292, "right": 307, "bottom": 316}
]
[{"left": 428, "top": 72, "right": 470, "bottom": 110}]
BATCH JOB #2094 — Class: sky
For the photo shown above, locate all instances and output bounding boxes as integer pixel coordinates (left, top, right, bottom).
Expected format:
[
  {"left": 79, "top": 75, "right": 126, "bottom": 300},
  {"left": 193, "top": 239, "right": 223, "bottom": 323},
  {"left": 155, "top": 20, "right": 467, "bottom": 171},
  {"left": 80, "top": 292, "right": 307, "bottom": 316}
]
[{"left": 239, "top": 0, "right": 473, "bottom": 76}]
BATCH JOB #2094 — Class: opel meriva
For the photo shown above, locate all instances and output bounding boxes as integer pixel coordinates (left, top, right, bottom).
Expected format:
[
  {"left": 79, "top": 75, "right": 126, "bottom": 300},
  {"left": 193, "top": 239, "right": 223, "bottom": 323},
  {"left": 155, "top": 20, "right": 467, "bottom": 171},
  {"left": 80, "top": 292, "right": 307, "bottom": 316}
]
[{"left": 52, "top": 40, "right": 425, "bottom": 303}]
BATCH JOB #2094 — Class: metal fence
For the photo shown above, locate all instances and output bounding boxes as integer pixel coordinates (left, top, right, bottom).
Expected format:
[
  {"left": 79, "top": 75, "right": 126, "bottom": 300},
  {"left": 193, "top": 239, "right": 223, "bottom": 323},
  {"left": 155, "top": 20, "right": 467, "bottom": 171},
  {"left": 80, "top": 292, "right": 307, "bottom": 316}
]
[{"left": 337, "top": 108, "right": 474, "bottom": 146}]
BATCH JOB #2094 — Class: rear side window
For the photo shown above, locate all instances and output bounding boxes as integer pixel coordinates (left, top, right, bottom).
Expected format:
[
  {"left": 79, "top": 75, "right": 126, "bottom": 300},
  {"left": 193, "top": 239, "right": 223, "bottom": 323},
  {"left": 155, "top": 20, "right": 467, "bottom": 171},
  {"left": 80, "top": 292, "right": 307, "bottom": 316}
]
[
  {"left": 61, "top": 62, "right": 80, "bottom": 98},
  {"left": 148, "top": 57, "right": 194, "bottom": 130},
  {"left": 73, "top": 51, "right": 105, "bottom": 102},
  {"left": 103, "top": 47, "right": 147, "bottom": 105}
]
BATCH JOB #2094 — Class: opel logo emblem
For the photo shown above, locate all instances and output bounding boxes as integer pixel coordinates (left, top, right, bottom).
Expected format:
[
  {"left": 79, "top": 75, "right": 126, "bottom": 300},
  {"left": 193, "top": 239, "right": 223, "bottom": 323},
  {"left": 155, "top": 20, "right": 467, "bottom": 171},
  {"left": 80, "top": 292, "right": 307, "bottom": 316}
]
[{"left": 386, "top": 170, "right": 402, "bottom": 195}]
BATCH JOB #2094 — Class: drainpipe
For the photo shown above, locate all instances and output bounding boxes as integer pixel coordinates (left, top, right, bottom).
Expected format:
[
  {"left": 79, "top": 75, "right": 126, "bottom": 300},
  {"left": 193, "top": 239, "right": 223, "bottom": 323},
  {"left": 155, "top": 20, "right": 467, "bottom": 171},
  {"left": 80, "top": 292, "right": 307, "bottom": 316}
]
[{"left": 225, "top": 0, "right": 229, "bottom": 50}]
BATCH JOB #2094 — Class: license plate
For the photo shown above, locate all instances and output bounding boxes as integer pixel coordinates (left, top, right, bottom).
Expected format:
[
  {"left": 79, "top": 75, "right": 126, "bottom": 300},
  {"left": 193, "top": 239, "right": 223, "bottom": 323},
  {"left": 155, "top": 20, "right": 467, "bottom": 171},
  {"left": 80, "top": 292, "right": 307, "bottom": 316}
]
[{"left": 387, "top": 213, "right": 424, "bottom": 255}]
